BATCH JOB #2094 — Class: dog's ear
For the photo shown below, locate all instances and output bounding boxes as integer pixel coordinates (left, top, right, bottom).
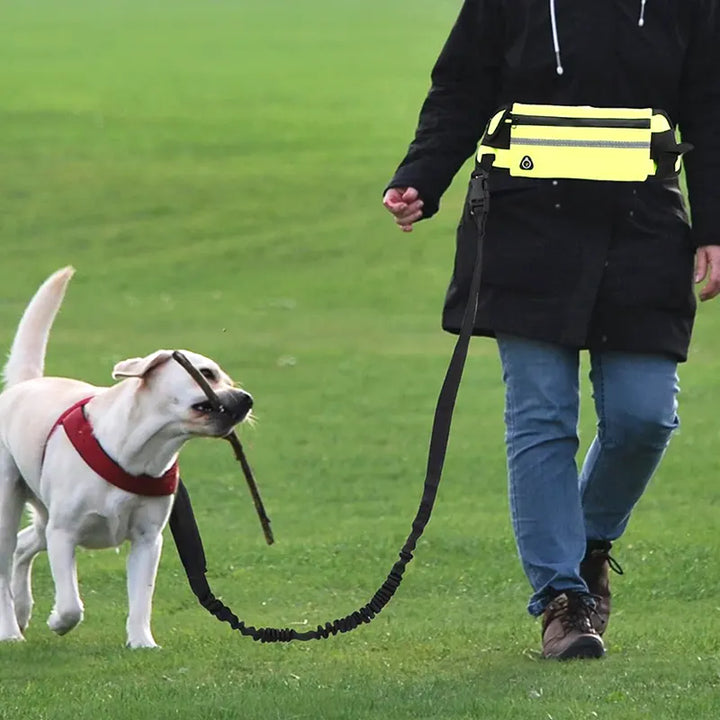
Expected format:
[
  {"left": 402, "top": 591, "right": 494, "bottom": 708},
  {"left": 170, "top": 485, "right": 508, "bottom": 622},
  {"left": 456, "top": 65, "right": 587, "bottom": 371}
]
[{"left": 112, "top": 350, "right": 174, "bottom": 379}]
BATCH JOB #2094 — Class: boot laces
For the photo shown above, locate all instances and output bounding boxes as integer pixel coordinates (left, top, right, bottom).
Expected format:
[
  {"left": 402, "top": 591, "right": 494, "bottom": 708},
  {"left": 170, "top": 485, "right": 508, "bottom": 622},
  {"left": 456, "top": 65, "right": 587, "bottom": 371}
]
[
  {"left": 550, "top": 594, "right": 595, "bottom": 635},
  {"left": 588, "top": 547, "right": 624, "bottom": 575}
]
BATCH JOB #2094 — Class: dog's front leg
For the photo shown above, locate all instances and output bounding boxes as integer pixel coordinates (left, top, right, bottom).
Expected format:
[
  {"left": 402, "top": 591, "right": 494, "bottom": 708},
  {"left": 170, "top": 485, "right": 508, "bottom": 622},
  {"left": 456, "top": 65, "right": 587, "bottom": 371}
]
[
  {"left": 0, "top": 467, "right": 25, "bottom": 641},
  {"left": 12, "top": 522, "right": 47, "bottom": 631},
  {"left": 125, "top": 532, "right": 162, "bottom": 648},
  {"left": 46, "top": 524, "right": 84, "bottom": 635}
]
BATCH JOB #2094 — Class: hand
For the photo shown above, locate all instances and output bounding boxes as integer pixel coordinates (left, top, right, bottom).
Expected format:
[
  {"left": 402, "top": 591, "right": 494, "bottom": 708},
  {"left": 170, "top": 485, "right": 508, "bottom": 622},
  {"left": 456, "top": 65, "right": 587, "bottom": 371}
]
[
  {"left": 382, "top": 187, "right": 424, "bottom": 232},
  {"left": 694, "top": 245, "right": 720, "bottom": 301}
]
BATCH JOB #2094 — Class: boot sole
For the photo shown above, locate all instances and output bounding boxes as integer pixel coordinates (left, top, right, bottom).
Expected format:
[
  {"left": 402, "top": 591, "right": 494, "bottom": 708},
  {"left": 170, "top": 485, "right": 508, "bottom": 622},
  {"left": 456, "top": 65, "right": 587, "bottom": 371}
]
[{"left": 544, "top": 635, "right": 605, "bottom": 661}]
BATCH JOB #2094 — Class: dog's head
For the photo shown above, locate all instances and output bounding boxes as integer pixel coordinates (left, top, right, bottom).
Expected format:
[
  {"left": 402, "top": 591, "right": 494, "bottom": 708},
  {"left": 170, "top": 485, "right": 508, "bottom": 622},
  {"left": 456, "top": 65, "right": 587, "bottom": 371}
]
[{"left": 112, "top": 349, "right": 253, "bottom": 438}]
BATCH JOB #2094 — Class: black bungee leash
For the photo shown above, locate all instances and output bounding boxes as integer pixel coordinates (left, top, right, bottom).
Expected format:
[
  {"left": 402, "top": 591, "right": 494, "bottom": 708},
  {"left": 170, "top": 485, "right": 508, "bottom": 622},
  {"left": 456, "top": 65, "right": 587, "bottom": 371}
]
[{"left": 169, "top": 169, "right": 491, "bottom": 643}]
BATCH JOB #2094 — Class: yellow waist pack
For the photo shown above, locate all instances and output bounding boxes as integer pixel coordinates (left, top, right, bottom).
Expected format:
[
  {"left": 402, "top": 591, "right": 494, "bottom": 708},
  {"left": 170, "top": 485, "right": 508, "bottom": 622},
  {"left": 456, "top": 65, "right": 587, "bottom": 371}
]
[{"left": 477, "top": 103, "right": 692, "bottom": 181}]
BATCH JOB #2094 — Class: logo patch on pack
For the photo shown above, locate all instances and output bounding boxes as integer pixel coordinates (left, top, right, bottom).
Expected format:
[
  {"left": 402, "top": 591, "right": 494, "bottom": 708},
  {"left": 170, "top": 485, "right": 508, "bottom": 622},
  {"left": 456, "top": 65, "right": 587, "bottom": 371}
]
[{"left": 520, "top": 155, "right": 534, "bottom": 171}]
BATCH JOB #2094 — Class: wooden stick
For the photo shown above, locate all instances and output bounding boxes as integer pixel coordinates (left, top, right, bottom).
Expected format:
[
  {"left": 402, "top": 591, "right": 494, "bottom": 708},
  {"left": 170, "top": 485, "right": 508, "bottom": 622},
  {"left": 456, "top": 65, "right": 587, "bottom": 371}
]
[{"left": 172, "top": 351, "right": 274, "bottom": 545}]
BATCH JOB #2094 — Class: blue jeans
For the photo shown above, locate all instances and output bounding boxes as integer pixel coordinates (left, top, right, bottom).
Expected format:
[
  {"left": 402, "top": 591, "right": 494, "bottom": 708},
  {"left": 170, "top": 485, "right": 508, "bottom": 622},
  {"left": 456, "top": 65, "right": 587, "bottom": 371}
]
[{"left": 496, "top": 334, "right": 679, "bottom": 616}]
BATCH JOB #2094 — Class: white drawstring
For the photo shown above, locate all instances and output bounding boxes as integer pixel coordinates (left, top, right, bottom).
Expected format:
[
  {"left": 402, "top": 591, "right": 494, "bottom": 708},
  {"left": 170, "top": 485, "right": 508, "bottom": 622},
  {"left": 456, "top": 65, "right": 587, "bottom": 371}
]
[
  {"left": 550, "top": 1, "right": 646, "bottom": 74},
  {"left": 549, "top": 0, "right": 564, "bottom": 75}
]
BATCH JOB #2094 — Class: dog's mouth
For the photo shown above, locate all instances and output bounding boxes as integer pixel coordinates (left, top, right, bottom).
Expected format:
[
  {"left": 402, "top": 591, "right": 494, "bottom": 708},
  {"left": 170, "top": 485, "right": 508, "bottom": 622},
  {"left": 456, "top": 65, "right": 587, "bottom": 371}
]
[
  {"left": 191, "top": 390, "right": 253, "bottom": 425},
  {"left": 192, "top": 401, "right": 220, "bottom": 414}
]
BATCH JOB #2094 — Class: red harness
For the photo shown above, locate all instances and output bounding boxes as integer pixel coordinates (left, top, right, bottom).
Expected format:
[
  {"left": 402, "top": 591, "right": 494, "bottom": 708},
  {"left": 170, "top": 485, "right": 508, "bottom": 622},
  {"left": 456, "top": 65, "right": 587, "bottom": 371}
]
[{"left": 47, "top": 397, "right": 179, "bottom": 496}]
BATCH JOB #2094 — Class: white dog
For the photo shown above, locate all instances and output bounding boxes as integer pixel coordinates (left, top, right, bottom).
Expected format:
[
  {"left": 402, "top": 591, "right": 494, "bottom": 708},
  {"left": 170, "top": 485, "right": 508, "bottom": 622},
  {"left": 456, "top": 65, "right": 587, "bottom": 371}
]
[{"left": 0, "top": 267, "right": 253, "bottom": 647}]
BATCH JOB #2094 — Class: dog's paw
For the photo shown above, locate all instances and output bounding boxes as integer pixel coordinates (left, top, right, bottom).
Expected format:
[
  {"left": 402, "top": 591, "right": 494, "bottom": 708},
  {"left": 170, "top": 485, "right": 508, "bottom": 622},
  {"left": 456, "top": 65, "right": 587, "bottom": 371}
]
[
  {"left": 0, "top": 611, "right": 26, "bottom": 641},
  {"left": 14, "top": 603, "right": 32, "bottom": 632},
  {"left": 0, "top": 630, "right": 25, "bottom": 642},
  {"left": 47, "top": 607, "right": 83, "bottom": 635},
  {"left": 126, "top": 637, "right": 160, "bottom": 650},
  {"left": 0, "top": 635, "right": 25, "bottom": 643}
]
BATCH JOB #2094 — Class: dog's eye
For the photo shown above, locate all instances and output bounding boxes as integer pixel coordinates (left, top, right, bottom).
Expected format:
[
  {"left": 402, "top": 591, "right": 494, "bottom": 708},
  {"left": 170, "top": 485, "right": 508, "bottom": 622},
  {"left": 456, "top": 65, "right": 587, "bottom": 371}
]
[{"left": 199, "top": 368, "right": 217, "bottom": 382}]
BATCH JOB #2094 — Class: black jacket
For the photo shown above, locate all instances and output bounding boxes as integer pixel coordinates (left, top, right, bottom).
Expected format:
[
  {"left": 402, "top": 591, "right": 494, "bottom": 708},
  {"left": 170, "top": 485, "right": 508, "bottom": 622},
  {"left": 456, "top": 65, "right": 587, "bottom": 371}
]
[{"left": 387, "top": 0, "right": 720, "bottom": 361}]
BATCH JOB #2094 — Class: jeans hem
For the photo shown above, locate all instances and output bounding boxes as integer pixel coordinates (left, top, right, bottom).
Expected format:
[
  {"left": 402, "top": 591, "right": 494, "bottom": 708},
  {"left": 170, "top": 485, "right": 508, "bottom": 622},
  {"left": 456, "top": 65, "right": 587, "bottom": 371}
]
[{"left": 527, "top": 587, "right": 596, "bottom": 617}]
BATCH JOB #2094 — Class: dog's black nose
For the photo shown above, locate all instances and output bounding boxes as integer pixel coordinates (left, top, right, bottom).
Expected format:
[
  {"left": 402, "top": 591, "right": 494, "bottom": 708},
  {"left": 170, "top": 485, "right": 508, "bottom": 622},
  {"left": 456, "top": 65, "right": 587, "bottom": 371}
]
[{"left": 220, "top": 389, "right": 253, "bottom": 421}]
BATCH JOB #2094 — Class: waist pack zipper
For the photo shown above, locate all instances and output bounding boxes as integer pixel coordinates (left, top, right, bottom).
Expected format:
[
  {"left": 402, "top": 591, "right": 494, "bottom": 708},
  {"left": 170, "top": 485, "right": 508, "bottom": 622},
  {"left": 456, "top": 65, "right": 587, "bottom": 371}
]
[{"left": 512, "top": 115, "right": 651, "bottom": 129}]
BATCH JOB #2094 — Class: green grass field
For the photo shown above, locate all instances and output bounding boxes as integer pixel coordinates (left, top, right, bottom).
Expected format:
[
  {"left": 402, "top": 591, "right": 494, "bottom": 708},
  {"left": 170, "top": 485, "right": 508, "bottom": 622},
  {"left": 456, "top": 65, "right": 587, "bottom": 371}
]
[{"left": 2, "top": 1, "right": 720, "bottom": 718}]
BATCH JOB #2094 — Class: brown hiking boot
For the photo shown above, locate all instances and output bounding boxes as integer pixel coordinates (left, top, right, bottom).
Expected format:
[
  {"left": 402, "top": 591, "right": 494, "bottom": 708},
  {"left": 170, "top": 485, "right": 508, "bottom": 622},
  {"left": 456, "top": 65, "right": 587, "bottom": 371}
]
[
  {"left": 579, "top": 540, "right": 624, "bottom": 636},
  {"left": 541, "top": 592, "right": 605, "bottom": 660}
]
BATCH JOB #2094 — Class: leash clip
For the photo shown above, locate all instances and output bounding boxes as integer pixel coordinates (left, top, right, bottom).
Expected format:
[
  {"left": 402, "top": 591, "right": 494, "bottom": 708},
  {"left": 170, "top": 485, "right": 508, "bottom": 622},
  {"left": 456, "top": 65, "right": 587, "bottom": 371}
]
[{"left": 468, "top": 171, "right": 490, "bottom": 218}]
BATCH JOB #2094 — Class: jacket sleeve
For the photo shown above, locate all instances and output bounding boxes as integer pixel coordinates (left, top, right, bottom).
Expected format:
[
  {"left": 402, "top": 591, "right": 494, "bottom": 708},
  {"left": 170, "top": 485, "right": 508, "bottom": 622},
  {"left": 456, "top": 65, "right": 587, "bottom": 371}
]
[
  {"left": 385, "top": 0, "right": 502, "bottom": 220},
  {"left": 678, "top": 0, "right": 720, "bottom": 248}
]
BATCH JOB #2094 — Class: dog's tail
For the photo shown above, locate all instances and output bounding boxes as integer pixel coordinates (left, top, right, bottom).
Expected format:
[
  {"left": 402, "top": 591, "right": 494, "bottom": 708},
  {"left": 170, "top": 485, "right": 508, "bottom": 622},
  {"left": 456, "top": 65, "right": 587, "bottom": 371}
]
[{"left": 3, "top": 266, "right": 75, "bottom": 388}]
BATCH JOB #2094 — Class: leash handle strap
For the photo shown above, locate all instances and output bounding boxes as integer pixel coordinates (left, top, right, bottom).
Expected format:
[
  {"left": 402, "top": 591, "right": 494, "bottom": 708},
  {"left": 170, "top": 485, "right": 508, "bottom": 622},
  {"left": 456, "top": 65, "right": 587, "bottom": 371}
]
[{"left": 169, "top": 172, "right": 490, "bottom": 641}]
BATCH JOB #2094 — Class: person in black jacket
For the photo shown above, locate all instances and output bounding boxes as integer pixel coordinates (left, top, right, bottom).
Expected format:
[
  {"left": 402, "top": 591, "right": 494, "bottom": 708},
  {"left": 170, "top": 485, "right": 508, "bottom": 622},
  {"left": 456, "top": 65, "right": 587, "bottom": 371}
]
[{"left": 384, "top": 0, "right": 720, "bottom": 660}]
